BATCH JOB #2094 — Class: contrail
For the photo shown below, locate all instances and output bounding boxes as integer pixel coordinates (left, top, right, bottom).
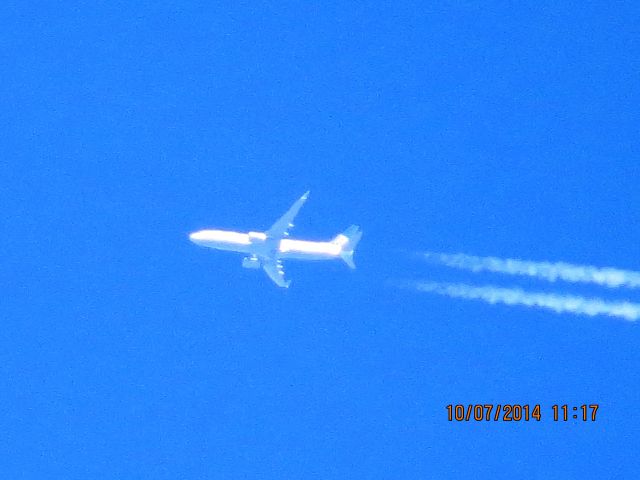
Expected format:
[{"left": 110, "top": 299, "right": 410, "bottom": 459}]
[
  {"left": 397, "top": 280, "right": 640, "bottom": 321},
  {"left": 422, "top": 252, "right": 640, "bottom": 290}
]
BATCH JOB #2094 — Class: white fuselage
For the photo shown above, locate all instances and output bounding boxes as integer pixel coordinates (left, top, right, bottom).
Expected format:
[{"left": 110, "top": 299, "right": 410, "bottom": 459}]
[{"left": 189, "top": 229, "right": 343, "bottom": 262}]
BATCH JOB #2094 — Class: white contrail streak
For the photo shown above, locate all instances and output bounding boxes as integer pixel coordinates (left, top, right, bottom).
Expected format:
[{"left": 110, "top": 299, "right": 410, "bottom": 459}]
[
  {"left": 422, "top": 252, "right": 640, "bottom": 289},
  {"left": 399, "top": 280, "right": 640, "bottom": 321}
]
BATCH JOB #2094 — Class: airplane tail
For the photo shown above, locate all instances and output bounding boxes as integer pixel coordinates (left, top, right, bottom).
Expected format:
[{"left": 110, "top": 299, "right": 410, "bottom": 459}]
[{"left": 332, "top": 225, "right": 362, "bottom": 269}]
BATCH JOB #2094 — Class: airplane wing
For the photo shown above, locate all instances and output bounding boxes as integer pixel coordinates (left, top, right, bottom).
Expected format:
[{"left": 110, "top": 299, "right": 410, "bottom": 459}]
[
  {"left": 262, "top": 259, "right": 291, "bottom": 288},
  {"left": 265, "top": 191, "right": 310, "bottom": 239}
]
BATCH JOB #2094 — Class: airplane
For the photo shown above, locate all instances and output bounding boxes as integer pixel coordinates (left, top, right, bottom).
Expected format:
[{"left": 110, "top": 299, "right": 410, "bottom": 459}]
[{"left": 188, "top": 191, "right": 362, "bottom": 288}]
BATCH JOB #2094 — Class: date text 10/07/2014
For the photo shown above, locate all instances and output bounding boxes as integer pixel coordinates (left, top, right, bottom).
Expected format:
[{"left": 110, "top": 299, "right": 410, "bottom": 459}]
[{"left": 446, "top": 404, "right": 599, "bottom": 422}]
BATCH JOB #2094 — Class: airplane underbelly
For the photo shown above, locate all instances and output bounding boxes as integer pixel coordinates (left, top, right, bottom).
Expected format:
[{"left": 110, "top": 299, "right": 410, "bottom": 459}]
[
  {"left": 278, "top": 240, "right": 341, "bottom": 261},
  {"left": 202, "top": 241, "right": 252, "bottom": 253},
  {"left": 278, "top": 251, "right": 336, "bottom": 261}
]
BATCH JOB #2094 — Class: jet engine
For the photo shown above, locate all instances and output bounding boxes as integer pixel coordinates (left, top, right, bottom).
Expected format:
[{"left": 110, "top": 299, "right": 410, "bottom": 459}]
[
  {"left": 242, "top": 256, "right": 261, "bottom": 269},
  {"left": 248, "top": 231, "right": 267, "bottom": 244}
]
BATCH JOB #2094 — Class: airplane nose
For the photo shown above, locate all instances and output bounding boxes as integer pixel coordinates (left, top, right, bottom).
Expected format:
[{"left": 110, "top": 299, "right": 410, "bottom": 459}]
[{"left": 189, "top": 231, "right": 199, "bottom": 242}]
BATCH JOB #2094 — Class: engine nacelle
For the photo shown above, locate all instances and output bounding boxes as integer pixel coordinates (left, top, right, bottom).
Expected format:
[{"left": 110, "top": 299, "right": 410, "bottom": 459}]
[
  {"left": 248, "top": 231, "right": 267, "bottom": 244},
  {"left": 242, "top": 256, "right": 261, "bottom": 269}
]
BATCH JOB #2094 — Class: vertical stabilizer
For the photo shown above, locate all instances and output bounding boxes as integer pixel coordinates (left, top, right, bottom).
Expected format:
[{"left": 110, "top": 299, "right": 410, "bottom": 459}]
[{"left": 332, "top": 225, "right": 362, "bottom": 269}]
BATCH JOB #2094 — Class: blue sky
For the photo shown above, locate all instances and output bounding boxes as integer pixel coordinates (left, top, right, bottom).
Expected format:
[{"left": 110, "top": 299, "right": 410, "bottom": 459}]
[{"left": 2, "top": 1, "right": 639, "bottom": 478}]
